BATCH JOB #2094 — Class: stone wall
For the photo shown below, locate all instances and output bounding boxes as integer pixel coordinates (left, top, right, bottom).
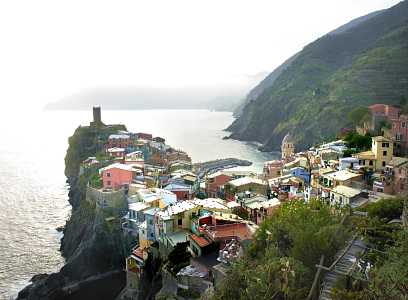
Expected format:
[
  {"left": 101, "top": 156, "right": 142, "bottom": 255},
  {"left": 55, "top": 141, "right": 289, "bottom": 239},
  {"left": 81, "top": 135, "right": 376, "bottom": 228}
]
[{"left": 86, "top": 186, "right": 126, "bottom": 213}]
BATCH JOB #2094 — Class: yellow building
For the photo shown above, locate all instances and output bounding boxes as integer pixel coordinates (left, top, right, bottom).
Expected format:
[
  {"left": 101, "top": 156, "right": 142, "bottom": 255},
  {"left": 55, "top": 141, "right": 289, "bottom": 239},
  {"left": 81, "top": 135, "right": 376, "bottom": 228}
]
[{"left": 353, "top": 136, "right": 393, "bottom": 171}]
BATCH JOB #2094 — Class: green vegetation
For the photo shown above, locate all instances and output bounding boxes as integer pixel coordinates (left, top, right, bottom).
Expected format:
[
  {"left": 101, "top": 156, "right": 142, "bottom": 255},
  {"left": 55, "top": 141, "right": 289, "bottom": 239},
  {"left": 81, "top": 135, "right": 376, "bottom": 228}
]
[
  {"left": 229, "top": 2, "right": 408, "bottom": 150},
  {"left": 342, "top": 131, "right": 372, "bottom": 157},
  {"left": 364, "top": 197, "right": 404, "bottom": 222},
  {"left": 89, "top": 172, "right": 102, "bottom": 189},
  {"left": 65, "top": 124, "right": 126, "bottom": 178},
  {"left": 166, "top": 242, "right": 191, "bottom": 275},
  {"left": 212, "top": 201, "right": 350, "bottom": 299},
  {"left": 348, "top": 107, "right": 370, "bottom": 126}
]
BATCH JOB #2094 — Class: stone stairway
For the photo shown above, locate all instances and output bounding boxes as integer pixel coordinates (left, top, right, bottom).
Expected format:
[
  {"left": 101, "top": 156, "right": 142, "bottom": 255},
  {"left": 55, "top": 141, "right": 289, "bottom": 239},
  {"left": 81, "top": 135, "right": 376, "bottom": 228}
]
[{"left": 319, "top": 238, "right": 366, "bottom": 300}]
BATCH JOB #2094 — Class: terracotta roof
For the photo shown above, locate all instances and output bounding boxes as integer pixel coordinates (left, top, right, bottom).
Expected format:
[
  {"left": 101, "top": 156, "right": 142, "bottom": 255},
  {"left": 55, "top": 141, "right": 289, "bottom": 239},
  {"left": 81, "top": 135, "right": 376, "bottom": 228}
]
[
  {"left": 205, "top": 223, "right": 252, "bottom": 241},
  {"left": 190, "top": 234, "right": 211, "bottom": 248},
  {"left": 132, "top": 247, "right": 144, "bottom": 259}
]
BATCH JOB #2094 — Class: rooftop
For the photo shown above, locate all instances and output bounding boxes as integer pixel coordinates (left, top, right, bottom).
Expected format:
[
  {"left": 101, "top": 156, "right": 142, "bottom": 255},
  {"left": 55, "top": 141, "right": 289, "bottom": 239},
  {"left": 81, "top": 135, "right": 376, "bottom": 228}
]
[
  {"left": 107, "top": 147, "right": 126, "bottom": 153},
  {"left": 325, "top": 170, "right": 361, "bottom": 182},
  {"left": 331, "top": 185, "right": 362, "bottom": 198},
  {"left": 190, "top": 234, "right": 212, "bottom": 248},
  {"left": 166, "top": 230, "right": 189, "bottom": 246},
  {"left": 131, "top": 246, "right": 144, "bottom": 260},
  {"left": 372, "top": 136, "right": 392, "bottom": 142},
  {"left": 109, "top": 134, "right": 130, "bottom": 139},
  {"left": 228, "top": 177, "right": 266, "bottom": 187},
  {"left": 388, "top": 157, "right": 408, "bottom": 167},
  {"left": 205, "top": 223, "right": 253, "bottom": 242},
  {"left": 193, "top": 198, "right": 229, "bottom": 211},
  {"left": 143, "top": 207, "right": 160, "bottom": 216},
  {"left": 164, "top": 183, "right": 191, "bottom": 192},
  {"left": 99, "top": 163, "right": 133, "bottom": 173},
  {"left": 126, "top": 151, "right": 143, "bottom": 156},
  {"left": 128, "top": 202, "right": 150, "bottom": 212},
  {"left": 207, "top": 169, "right": 254, "bottom": 179},
  {"left": 353, "top": 151, "right": 375, "bottom": 160},
  {"left": 158, "top": 201, "right": 198, "bottom": 219}
]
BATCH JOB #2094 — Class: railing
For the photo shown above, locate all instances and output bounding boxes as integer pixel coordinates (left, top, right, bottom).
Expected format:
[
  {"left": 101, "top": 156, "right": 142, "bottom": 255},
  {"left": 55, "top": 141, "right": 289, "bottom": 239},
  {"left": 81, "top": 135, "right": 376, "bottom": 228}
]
[
  {"left": 306, "top": 255, "right": 325, "bottom": 300},
  {"left": 306, "top": 214, "right": 350, "bottom": 299}
]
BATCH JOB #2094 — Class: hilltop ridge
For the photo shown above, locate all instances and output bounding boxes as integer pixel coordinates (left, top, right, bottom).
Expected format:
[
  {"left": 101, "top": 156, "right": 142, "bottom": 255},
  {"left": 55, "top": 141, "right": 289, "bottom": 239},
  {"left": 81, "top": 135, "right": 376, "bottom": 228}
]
[{"left": 228, "top": 1, "right": 408, "bottom": 150}]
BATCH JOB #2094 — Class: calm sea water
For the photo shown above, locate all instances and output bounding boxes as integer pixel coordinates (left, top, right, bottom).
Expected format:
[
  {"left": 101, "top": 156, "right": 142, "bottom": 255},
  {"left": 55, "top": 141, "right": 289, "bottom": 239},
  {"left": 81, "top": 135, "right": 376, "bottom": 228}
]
[{"left": 0, "top": 109, "right": 277, "bottom": 299}]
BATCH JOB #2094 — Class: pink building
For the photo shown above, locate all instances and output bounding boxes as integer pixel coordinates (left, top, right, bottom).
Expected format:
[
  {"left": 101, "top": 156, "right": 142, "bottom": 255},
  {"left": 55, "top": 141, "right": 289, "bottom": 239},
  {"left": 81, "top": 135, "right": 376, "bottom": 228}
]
[
  {"left": 385, "top": 157, "right": 408, "bottom": 194},
  {"left": 99, "top": 163, "right": 134, "bottom": 189},
  {"left": 368, "top": 104, "right": 400, "bottom": 119},
  {"left": 364, "top": 104, "right": 408, "bottom": 155}
]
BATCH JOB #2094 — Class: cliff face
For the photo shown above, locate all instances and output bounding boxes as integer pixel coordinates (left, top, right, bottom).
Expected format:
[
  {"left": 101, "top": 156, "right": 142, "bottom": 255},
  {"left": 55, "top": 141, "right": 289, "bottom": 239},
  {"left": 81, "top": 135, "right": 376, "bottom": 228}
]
[
  {"left": 228, "top": 2, "right": 408, "bottom": 151},
  {"left": 18, "top": 125, "right": 127, "bottom": 300}
]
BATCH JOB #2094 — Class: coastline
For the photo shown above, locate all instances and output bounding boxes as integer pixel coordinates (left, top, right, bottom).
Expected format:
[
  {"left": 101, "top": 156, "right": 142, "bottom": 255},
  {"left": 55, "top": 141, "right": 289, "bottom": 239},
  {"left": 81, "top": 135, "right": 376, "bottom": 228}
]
[{"left": 16, "top": 120, "right": 260, "bottom": 300}]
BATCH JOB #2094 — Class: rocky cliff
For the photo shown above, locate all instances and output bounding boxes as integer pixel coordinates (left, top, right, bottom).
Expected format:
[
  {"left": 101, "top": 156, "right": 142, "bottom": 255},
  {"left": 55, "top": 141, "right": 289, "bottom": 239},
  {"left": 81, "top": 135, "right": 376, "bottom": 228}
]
[
  {"left": 18, "top": 125, "right": 128, "bottom": 300},
  {"left": 228, "top": 1, "right": 408, "bottom": 151}
]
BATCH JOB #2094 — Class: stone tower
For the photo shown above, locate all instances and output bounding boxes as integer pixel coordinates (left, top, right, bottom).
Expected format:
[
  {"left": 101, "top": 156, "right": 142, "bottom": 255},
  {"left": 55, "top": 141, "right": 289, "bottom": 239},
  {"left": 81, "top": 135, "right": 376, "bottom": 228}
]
[
  {"left": 281, "top": 133, "right": 295, "bottom": 161},
  {"left": 93, "top": 106, "right": 102, "bottom": 124}
]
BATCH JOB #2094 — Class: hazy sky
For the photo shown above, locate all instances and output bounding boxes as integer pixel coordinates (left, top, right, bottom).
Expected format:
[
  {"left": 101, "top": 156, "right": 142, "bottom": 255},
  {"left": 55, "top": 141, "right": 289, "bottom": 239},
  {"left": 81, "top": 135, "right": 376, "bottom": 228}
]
[{"left": 0, "top": 0, "right": 402, "bottom": 111}]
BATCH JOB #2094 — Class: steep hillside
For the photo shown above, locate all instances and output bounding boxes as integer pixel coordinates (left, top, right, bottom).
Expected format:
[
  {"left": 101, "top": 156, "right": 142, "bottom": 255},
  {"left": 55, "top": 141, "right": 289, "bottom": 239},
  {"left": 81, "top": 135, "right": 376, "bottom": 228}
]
[
  {"left": 228, "top": 1, "right": 408, "bottom": 151},
  {"left": 233, "top": 53, "right": 299, "bottom": 117}
]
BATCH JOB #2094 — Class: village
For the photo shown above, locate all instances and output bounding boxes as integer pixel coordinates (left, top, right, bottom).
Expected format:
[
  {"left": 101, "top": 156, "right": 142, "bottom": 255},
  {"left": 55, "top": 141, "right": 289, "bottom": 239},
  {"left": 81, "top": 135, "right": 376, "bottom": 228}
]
[{"left": 80, "top": 105, "right": 407, "bottom": 299}]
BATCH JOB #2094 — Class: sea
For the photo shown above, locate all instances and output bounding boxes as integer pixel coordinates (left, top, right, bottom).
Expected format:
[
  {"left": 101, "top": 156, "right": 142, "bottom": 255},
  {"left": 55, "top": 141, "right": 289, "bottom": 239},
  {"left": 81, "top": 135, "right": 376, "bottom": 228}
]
[{"left": 0, "top": 109, "right": 278, "bottom": 299}]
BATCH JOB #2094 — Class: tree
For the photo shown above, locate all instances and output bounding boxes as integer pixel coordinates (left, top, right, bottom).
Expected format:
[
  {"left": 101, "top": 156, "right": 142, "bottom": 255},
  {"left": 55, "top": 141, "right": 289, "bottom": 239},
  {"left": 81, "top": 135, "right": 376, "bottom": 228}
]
[
  {"left": 212, "top": 201, "right": 350, "bottom": 300},
  {"left": 347, "top": 107, "right": 370, "bottom": 126},
  {"left": 365, "top": 197, "right": 404, "bottom": 222},
  {"left": 344, "top": 131, "right": 372, "bottom": 151}
]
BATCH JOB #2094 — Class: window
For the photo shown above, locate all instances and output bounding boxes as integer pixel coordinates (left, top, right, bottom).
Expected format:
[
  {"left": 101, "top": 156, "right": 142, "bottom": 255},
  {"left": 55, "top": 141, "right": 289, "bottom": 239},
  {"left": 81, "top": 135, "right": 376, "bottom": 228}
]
[
  {"left": 383, "top": 151, "right": 387, "bottom": 156},
  {"left": 396, "top": 133, "right": 401, "bottom": 141},
  {"left": 382, "top": 161, "right": 386, "bottom": 167},
  {"left": 107, "top": 180, "right": 111, "bottom": 186},
  {"left": 362, "top": 160, "right": 366, "bottom": 165},
  {"left": 402, "top": 122, "right": 406, "bottom": 128},
  {"left": 369, "top": 161, "right": 373, "bottom": 166},
  {"left": 178, "top": 218, "right": 182, "bottom": 226},
  {"left": 106, "top": 172, "right": 111, "bottom": 177}
]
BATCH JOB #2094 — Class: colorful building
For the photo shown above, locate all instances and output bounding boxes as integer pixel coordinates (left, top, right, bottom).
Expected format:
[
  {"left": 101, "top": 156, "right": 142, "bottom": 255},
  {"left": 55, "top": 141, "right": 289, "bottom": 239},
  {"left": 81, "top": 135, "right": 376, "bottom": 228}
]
[
  {"left": 205, "top": 171, "right": 232, "bottom": 198},
  {"left": 380, "top": 157, "right": 408, "bottom": 194},
  {"left": 107, "top": 147, "right": 126, "bottom": 158},
  {"left": 164, "top": 182, "right": 193, "bottom": 200},
  {"left": 99, "top": 163, "right": 134, "bottom": 189},
  {"left": 107, "top": 134, "right": 131, "bottom": 149},
  {"left": 224, "top": 177, "right": 268, "bottom": 202},
  {"left": 329, "top": 185, "right": 365, "bottom": 207},
  {"left": 353, "top": 136, "right": 393, "bottom": 171}
]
